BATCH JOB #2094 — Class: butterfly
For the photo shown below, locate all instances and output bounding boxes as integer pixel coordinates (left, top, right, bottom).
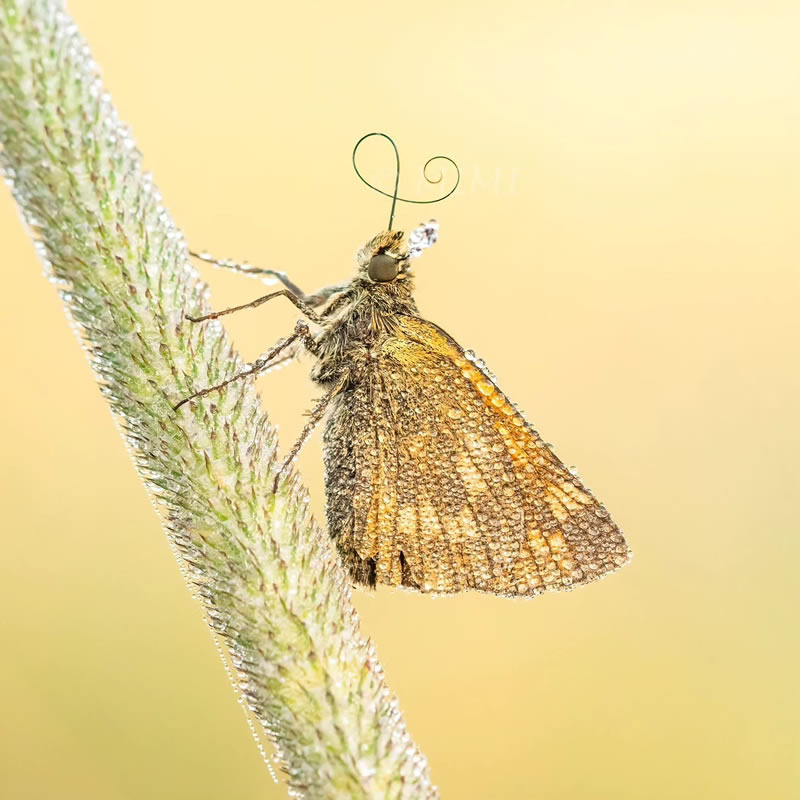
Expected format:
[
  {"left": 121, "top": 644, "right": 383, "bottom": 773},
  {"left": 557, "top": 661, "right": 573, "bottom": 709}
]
[{"left": 176, "top": 134, "right": 631, "bottom": 597}]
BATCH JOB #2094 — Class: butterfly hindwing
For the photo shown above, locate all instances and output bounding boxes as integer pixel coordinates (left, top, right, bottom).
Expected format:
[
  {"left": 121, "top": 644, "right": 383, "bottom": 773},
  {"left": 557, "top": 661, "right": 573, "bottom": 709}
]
[{"left": 323, "top": 314, "right": 631, "bottom": 596}]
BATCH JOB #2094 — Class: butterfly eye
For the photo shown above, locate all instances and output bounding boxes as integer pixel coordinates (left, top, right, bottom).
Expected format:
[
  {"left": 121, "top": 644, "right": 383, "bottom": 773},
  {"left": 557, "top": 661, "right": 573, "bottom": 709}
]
[{"left": 367, "top": 253, "right": 399, "bottom": 282}]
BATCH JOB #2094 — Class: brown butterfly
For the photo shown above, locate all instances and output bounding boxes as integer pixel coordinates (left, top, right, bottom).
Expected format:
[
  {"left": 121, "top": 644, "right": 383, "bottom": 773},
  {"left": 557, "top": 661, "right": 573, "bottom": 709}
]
[{"left": 176, "top": 134, "right": 631, "bottom": 597}]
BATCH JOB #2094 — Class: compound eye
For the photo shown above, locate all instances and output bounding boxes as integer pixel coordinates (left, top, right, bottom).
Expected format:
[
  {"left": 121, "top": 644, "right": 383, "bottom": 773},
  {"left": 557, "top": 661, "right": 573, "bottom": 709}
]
[{"left": 367, "top": 253, "right": 399, "bottom": 282}]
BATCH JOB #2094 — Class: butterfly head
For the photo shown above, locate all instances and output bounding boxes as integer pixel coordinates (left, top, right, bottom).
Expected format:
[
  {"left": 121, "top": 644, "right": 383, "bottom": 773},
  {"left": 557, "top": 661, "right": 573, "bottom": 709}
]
[
  {"left": 355, "top": 220, "right": 440, "bottom": 285},
  {"left": 356, "top": 230, "right": 409, "bottom": 284}
]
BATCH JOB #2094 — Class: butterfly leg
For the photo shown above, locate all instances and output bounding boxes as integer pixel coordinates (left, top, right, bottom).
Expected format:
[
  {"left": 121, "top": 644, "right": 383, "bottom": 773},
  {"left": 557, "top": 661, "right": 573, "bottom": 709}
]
[
  {"left": 173, "top": 320, "right": 317, "bottom": 411},
  {"left": 188, "top": 250, "right": 349, "bottom": 308},
  {"left": 186, "top": 288, "right": 330, "bottom": 325},
  {"left": 271, "top": 378, "right": 346, "bottom": 494}
]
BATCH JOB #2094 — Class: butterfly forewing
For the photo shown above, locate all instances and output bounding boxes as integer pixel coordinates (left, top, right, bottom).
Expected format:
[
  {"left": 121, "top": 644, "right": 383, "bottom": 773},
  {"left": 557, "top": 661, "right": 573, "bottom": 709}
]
[{"left": 323, "top": 314, "right": 631, "bottom": 596}]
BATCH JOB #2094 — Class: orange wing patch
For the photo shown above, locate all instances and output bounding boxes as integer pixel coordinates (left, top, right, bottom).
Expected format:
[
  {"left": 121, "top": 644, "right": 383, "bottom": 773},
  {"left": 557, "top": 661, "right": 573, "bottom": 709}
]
[{"left": 327, "top": 314, "right": 631, "bottom": 596}]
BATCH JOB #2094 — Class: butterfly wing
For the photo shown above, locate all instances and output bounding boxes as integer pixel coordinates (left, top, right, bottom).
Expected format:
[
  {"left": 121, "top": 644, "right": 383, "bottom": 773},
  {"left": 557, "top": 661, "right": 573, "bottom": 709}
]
[{"left": 323, "top": 314, "right": 631, "bottom": 596}]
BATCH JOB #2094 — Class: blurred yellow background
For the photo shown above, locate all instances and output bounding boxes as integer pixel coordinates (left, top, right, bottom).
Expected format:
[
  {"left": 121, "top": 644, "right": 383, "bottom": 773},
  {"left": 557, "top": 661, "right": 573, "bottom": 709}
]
[{"left": 1, "top": 0, "right": 798, "bottom": 797}]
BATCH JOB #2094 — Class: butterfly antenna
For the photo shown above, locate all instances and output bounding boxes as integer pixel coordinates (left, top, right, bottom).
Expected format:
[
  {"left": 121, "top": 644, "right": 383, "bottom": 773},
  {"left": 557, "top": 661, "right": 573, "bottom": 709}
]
[{"left": 351, "top": 132, "right": 460, "bottom": 231}]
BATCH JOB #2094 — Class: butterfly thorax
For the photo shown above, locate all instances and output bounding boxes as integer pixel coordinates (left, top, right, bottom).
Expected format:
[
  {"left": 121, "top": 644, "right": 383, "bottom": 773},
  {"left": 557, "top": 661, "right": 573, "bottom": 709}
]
[{"left": 310, "top": 274, "right": 418, "bottom": 387}]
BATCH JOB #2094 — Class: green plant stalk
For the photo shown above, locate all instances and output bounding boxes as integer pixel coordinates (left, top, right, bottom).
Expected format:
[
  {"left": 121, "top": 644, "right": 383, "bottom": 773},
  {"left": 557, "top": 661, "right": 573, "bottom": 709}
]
[{"left": 0, "top": 2, "right": 437, "bottom": 797}]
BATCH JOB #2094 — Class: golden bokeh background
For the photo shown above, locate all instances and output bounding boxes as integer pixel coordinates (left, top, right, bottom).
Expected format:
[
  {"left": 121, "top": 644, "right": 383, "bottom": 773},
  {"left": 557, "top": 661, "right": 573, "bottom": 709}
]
[{"left": 1, "top": 0, "right": 798, "bottom": 797}]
